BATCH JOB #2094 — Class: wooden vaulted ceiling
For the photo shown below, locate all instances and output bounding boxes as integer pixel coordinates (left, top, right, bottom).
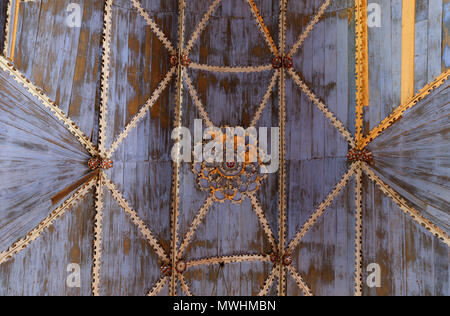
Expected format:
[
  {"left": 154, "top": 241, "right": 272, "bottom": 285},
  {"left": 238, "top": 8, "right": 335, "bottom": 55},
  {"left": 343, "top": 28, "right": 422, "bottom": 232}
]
[{"left": 0, "top": 0, "right": 448, "bottom": 296}]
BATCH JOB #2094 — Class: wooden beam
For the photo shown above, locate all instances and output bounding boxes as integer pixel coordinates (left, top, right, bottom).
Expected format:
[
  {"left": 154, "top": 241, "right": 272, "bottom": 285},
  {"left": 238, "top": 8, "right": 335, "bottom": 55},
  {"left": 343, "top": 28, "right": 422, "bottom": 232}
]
[
  {"left": 401, "top": 0, "right": 416, "bottom": 105},
  {"left": 355, "top": 0, "right": 369, "bottom": 146},
  {"left": 9, "top": 0, "right": 20, "bottom": 60}
]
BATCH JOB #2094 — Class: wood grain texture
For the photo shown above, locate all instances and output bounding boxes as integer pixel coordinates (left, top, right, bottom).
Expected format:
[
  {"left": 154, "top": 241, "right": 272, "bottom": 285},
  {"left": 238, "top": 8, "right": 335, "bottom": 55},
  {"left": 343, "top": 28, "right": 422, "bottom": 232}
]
[
  {"left": 0, "top": 0, "right": 448, "bottom": 296},
  {"left": 13, "top": 0, "right": 104, "bottom": 145},
  {"left": 0, "top": 66, "right": 90, "bottom": 254},
  {"left": 284, "top": 0, "right": 356, "bottom": 296},
  {"left": 368, "top": 81, "right": 450, "bottom": 234},
  {"left": 364, "top": 0, "right": 449, "bottom": 296},
  {"left": 0, "top": 191, "right": 95, "bottom": 296}
]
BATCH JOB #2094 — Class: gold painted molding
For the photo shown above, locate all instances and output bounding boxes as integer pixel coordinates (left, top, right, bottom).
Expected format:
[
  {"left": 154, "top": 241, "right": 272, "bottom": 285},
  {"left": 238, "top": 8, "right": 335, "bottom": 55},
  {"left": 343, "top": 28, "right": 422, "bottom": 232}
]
[
  {"left": 355, "top": 0, "right": 369, "bottom": 146},
  {"left": 401, "top": 0, "right": 416, "bottom": 105}
]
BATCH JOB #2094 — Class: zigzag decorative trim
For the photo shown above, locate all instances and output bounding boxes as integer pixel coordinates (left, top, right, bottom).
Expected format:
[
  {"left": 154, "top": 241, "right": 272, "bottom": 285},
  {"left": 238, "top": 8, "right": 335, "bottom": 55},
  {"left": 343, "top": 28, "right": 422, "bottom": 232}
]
[
  {"left": 288, "top": 68, "right": 356, "bottom": 148},
  {"left": 183, "top": 70, "right": 214, "bottom": 128},
  {"left": 362, "top": 164, "right": 450, "bottom": 246},
  {"left": 359, "top": 70, "right": 450, "bottom": 149},
  {"left": 278, "top": 0, "right": 286, "bottom": 55},
  {"left": 2, "top": 0, "right": 13, "bottom": 57},
  {"left": 246, "top": 0, "right": 279, "bottom": 56},
  {"left": 147, "top": 276, "right": 168, "bottom": 296},
  {"left": 258, "top": 265, "right": 278, "bottom": 296},
  {"left": 104, "top": 176, "right": 170, "bottom": 263},
  {"left": 354, "top": 0, "right": 369, "bottom": 146},
  {"left": 0, "top": 177, "right": 96, "bottom": 266},
  {"left": 189, "top": 62, "right": 273, "bottom": 74},
  {"left": 177, "top": 196, "right": 214, "bottom": 259},
  {"left": 250, "top": 70, "right": 279, "bottom": 127},
  {"left": 130, "top": 0, "right": 176, "bottom": 55},
  {"left": 178, "top": 274, "right": 193, "bottom": 296},
  {"left": 92, "top": 171, "right": 104, "bottom": 296},
  {"left": 286, "top": 265, "right": 313, "bottom": 296},
  {"left": 169, "top": 0, "right": 187, "bottom": 297},
  {"left": 187, "top": 254, "right": 271, "bottom": 268},
  {"left": 287, "top": 163, "right": 357, "bottom": 253},
  {"left": 355, "top": 164, "right": 363, "bottom": 296},
  {"left": 277, "top": 0, "right": 287, "bottom": 296},
  {"left": 0, "top": 56, "right": 98, "bottom": 156},
  {"left": 248, "top": 193, "right": 278, "bottom": 252},
  {"left": 98, "top": 0, "right": 113, "bottom": 157},
  {"left": 106, "top": 67, "right": 176, "bottom": 158},
  {"left": 287, "top": 0, "right": 331, "bottom": 58},
  {"left": 185, "top": 0, "right": 222, "bottom": 55}
]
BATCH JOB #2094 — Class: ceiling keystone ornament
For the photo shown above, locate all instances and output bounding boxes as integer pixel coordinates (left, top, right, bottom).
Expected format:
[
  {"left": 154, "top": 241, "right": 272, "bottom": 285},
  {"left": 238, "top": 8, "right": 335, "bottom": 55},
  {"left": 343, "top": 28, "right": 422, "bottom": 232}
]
[
  {"left": 0, "top": 0, "right": 448, "bottom": 297},
  {"left": 192, "top": 131, "right": 269, "bottom": 204}
]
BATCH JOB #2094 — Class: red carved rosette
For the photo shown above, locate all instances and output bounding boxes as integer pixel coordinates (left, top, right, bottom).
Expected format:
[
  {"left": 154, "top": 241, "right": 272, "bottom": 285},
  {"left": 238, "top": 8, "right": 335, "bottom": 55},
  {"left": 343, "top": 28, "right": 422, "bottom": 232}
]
[
  {"left": 282, "top": 254, "right": 293, "bottom": 267},
  {"left": 181, "top": 55, "right": 191, "bottom": 67},
  {"left": 101, "top": 159, "right": 114, "bottom": 170},
  {"left": 283, "top": 57, "right": 293, "bottom": 69},
  {"left": 175, "top": 260, "right": 187, "bottom": 274},
  {"left": 160, "top": 264, "right": 172, "bottom": 277},
  {"left": 88, "top": 157, "right": 101, "bottom": 170},
  {"left": 272, "top": 56, "right": 283, "bottom": 69},
  {"left": 270, "top": 252, "right": 279, "bottom": 264},
  {"left": 347, "top": 148, "right": 373, "bottom": 164},
  {"left": 169, "top": 55, "right": 179, "bottom": 67}
]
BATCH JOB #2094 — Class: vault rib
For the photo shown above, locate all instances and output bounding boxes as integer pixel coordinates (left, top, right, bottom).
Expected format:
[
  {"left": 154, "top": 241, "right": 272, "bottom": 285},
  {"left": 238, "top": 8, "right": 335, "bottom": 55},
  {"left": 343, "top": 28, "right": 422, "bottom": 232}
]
[
  {"left": 354, "top": 164, "right": 363, "bottom": 296},
  {"left": 362, "top": 163, "right": 450, "bottom": 247},
  {"left": 250, "top": 70, "right": 279, "bottom": 127},
  {"left": 287, "top": 0, "right": 332, "bottom": 58},
  {"left": 287, "top": 163, "right": 358, "bottom": 254},
  {"left": 106, "top": 67, "right": 176, "bottom": 158},
  {"left": 98, "top": 0, "right": 113, "bottom": 157},
  {"left": 248, "top": 193, "right": 278, "bottom": 253},
  {"left": 130, "top": 0, "right": 177, "bottom": 55},
  {"left": 183, "top": 69, "right": 214, "bottom": 128},
  {"left": 147, "top": 276, "right": 169, "bottom": 296},
  {"left": 184, "top": 0, "right": 222, "bottom": 55},
  {"left": 186, "top": 254, "right": 271, "bottom": 268},
  {"left": 288, "top": 68, "right": 356, "bottom": 148},
  {"left": 286, "top": 265, "right": 313, "bottom": 296},
  {"left": 358, "top": 70, "right": 450, "bottom": 150},
  {"left": 0, "top": 56, "right": 98, "bottom": 156},
  {"left": 0, "top": 177, "right": 96, "bottom": 266},
  {"left": 3, "top": 0, "right": 13, "bottom": 58},
  {"left": 178, "top": 274, "right": 193, "bottom": 296},
  {"left": 258, "top": 265, "right": 279, "bottom": 296},
  {"left": 92, "top": 171, "right": 104, "bottom": 296},
  {"left": 169, "top": 0, "right": 187, "bottom": 297},
  {"left": 354, "top": 0, "right": 369, "bottom": 146},
  {"left": 177, "top": 196, "right": 214, "bottom": 260},
  {"left": 277, "top": 0, "right": 287, "bottom": 296},
  {"left": 246, "top": 0, "right": 279, "bottom": 56},
  {"left": 189, "top": 62, "right": 273, "bottom": 74},
  {"left": 103, "top": 175, "right": 170, "bottom": 263}
]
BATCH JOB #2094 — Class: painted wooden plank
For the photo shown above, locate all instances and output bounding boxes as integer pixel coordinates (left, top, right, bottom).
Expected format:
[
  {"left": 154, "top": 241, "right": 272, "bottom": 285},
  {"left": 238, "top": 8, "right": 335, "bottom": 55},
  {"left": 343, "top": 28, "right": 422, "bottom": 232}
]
[
  {"left": 292, "top": 179, "right": 354, "bottom": 296},
  {"left": 0, "top": 192, "right": 95, "bottom": 296},
  {"left": 415, "top": 19, "right": 428, "bottom": 94},
  {"left": 361, "top": 174, "right": 446, "bottom": 296},
  {"left": 369, "top": 82, "right": 450, "bottom": 233},
  {"left": 443, "top": 0, "right": 450, "bottom": 69},
  {"left": 428, "top": 0, "right": 443, "bottom": 82},
  {"left": 0, "top": 66, "right": 89, "bottom": 254},
  {"left": 401, "top": 0, "right": 416, "bottom": 105},
  {"left": 100, "top": 188, "right": 161, "bottom": 296},
  {"left": 13, "top": 0, "right": 104, "bottom": 144}
]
